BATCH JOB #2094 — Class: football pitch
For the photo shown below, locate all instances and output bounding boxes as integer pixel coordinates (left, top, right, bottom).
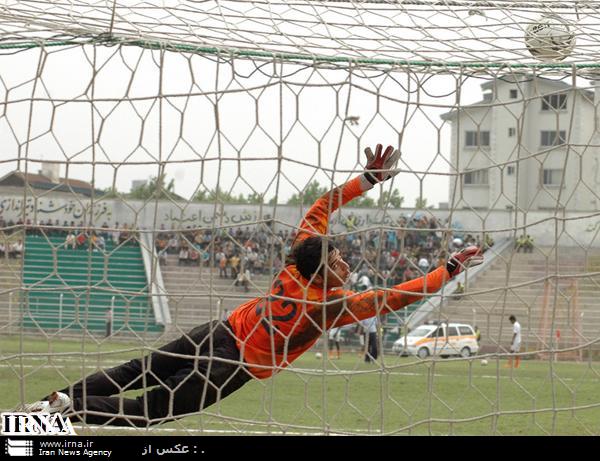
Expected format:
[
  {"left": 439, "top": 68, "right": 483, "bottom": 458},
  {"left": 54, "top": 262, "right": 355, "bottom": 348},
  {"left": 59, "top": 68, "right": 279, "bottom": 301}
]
[{"left": 2, "top": 336, "right": 599, "bottom": 436}]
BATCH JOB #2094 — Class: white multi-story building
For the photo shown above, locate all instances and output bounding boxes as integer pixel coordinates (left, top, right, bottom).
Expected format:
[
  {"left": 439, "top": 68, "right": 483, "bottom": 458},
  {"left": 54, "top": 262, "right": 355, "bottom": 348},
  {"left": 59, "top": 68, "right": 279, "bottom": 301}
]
[{"left": 441, "top": 75, "right": 598, "bottom": 211}]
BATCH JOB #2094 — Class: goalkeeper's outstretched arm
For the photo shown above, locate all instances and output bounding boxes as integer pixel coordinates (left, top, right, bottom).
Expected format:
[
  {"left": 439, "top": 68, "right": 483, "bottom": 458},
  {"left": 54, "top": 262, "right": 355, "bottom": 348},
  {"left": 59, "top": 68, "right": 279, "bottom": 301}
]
[
  {"left": 292, "top": 144, "right": 400, "bottom": 247},
  {"left": 327, "top": 246, "right": 484, "bottom": 327}
]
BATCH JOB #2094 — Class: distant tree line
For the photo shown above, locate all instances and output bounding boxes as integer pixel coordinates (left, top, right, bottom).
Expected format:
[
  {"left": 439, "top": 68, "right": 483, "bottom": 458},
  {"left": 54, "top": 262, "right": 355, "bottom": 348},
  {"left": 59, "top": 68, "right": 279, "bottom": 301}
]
[{"left": 102, "top": 176, "right": 427, "bottom": 208}]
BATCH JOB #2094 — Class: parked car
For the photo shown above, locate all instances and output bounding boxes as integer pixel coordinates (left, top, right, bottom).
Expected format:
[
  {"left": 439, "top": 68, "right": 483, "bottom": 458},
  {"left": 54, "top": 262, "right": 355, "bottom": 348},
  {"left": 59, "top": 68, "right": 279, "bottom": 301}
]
[{"left": 392, "top": 322, "right": 479, "bottom": 359}]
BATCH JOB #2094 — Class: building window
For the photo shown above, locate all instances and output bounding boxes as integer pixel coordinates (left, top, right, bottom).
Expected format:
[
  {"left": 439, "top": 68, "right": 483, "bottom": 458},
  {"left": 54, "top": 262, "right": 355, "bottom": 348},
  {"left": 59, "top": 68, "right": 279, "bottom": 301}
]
[
  {"left": 464, "top": 169, "right": 489, "bottom": 185},
  {"left": 540, "top": 130, "right": 566, "bottom": 147},
  {"left": 465, "top": 130, "right": 490, "bottom": 147},
  {"left": 542, "top": 169, "right": 564, "bottom": 186},
  {"left": 541, "top": 94, "right": 567, "bottom": 111},
  {"left": 509, "top": 89, "right": 518, "bottom": 99},
  {"left": 508, "top": 127, "right": 516, "bottom": 137},
  {"left": 507, "top": 166, "right": 515, "bottom": 175}
]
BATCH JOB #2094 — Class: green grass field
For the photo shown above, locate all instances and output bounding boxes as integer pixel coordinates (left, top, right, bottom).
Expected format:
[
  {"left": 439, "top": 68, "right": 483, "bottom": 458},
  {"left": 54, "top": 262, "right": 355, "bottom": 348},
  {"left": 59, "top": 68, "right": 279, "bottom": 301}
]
[{"left": 2, "top": 336, "right": 600, "bottom": 436}]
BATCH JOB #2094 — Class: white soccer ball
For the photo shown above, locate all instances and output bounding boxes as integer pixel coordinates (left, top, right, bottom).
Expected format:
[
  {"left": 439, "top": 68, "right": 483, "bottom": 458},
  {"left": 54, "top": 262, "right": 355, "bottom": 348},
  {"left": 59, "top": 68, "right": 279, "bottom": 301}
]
[
  {"left": 525, "top": 15, "right": 575, "bottom": 62},
  {"left": 480, "top": 359, "right": 488, "bottom": 366},
  {"left": 315, "top": 352, "right": 323, "bottom": 359}
]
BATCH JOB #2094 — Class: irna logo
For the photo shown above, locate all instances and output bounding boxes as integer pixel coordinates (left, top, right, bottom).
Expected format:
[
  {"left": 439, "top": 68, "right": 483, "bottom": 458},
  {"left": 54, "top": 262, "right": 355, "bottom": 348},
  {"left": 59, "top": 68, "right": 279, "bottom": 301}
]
[{"left": 1, "top": 413, "right": 76, "bottom": 436}]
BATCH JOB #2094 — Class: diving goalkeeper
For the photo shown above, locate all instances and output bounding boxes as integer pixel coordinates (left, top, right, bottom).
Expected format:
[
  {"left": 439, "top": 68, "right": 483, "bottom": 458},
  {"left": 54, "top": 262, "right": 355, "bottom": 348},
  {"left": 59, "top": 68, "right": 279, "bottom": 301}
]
[{"left": 25, "top": 144, "right": 483, "bottom": 427}]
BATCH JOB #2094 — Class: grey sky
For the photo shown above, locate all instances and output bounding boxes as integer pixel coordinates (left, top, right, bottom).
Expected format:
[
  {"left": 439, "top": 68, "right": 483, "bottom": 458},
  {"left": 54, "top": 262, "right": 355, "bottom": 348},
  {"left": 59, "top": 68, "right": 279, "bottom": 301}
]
[
  {"left": 0, "top": 1, "right": 592, "bottom": 208},
  {"left": 0, "top": 44, "right": 490, "bottom": 208}
]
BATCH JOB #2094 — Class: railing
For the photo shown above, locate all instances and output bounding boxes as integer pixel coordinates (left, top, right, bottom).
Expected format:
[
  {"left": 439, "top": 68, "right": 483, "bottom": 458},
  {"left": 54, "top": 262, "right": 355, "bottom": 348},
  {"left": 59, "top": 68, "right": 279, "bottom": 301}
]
[
  {"left": 140, "top": 232, "right": 171, "bottom": 326},
  {"left": 407, "top": 237, "right": 513, "bottom": 330}
]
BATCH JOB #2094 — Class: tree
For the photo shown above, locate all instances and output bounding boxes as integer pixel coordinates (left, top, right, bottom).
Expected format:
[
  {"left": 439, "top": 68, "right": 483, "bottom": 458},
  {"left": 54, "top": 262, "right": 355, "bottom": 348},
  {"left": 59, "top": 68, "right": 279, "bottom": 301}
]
[
  {"left": 415, "top": 197, "right": 431, "bottom": 209},
  {"left": 192, "top": 189, "right": 210, "bottom": 202},
  {"left": 348, "top": 195, "right": 375, "bottom": 208},
  {"left": 379, "top": 189, "right": 404, "bottom": 208},
  {"left": 347, "top": 188, "right": 404, "bottom": 209},
  {"left": 245, "top": 191, "right": 266, "bottom": 204},
  {"left": 192, "top": 187, "right": 270, "bottom": 204},
  {"left": 287, "top": 180, "right": 328, "bottom": 205},
  {"left": 129, "top": 175, "right": 179, "bottom": 200},
  {"left": 100, "top": 186, "right": 121, "bottom": 199},
  {"left": 192, "top": 187, "right": 236, "bottom": 203}
]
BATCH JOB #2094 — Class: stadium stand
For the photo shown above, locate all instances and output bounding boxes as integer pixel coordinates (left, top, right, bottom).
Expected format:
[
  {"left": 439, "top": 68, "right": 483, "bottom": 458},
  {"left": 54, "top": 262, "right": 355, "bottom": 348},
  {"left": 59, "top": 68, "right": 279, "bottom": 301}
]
[
  {"left": 21, "top": 233, "right": 161, "bottom": 336},
  {"left": 0, "top": 232, "right": 22, "bottom": 333},
  {"left": 439, "top": 246, "right": 600, "bottom": 357}
]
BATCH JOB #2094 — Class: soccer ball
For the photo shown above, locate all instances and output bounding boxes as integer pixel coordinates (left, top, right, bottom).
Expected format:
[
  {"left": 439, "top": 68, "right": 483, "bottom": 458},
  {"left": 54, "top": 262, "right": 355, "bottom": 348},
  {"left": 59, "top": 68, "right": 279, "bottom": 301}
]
[
  {"left": 525, "top": 15, "right": 575, "bottom": 62},
  {"left": 480, "top": 359, "right": 488, "bottom": 366},
  {"left": 315, "top": 352, "right": 323, "bottom": 359}
]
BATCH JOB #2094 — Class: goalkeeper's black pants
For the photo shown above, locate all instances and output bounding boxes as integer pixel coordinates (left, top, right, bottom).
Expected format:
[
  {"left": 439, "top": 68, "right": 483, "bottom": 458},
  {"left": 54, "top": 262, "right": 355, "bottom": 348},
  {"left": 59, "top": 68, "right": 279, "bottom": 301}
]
[{"left": 54, "top": 320, "right": 252, "bottom": 427}]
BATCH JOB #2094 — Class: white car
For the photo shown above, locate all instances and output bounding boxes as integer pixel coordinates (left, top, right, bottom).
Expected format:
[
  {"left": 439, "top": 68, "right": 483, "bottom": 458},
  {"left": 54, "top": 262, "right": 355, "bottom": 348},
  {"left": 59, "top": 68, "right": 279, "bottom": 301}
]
[{"left": 392, "top": 323, "right": 479, "bottom": 359}]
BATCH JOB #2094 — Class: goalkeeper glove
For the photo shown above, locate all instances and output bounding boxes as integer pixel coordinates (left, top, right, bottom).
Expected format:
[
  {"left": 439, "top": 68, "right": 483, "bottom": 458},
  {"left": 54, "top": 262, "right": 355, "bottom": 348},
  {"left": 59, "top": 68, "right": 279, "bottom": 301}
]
[
  {"left": 363, "top": 144, "right": 400, "bottom": 185},
  {"left": 446, "top": 246, "right": 484, "bottom": 277}
]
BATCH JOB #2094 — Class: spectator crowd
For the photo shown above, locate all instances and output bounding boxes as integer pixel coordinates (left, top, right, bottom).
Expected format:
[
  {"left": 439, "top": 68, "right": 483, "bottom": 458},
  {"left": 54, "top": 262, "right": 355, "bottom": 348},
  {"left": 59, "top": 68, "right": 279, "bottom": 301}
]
[
  {"left": 0, "top": 213, "right": 494, "bottom": 356},
  {"left": 1, "top": 214, "right": 494, "bottom": 296},
  {"left": 0, "top": 217, "right": 140, "bottom": 254},
  {"left": 153, "top": 214, "right": 493, "bottom": 293}
]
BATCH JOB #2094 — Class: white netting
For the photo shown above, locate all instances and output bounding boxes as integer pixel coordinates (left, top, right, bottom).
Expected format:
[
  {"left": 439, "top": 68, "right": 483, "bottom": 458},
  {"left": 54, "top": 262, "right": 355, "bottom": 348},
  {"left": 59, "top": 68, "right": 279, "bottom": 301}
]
[
  {"left": 1, "top": 0, "right": 600, "bottom": 66},
  {"left": 1, "top": 0, "right": 600, "bottom": 436}
]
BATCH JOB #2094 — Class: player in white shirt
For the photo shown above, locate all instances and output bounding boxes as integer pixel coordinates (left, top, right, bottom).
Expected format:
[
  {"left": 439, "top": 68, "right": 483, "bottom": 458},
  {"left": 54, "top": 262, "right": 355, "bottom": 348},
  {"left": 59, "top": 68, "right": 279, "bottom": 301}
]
[
  {"left": 328, "top": 327, "right": 342, "bottom": 359},
  {"left": 507, "top": 315, "right": 521, "bottom": 368},
  {"left": 360, "top": 316, "right": 378, "bottom": 363}
]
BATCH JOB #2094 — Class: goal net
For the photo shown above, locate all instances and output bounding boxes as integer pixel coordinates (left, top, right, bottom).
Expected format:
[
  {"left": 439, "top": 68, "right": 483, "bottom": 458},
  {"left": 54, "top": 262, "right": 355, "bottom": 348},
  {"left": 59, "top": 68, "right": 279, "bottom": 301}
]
[{"left": 1, "top": 0, "right": 600, "bottom": 435}]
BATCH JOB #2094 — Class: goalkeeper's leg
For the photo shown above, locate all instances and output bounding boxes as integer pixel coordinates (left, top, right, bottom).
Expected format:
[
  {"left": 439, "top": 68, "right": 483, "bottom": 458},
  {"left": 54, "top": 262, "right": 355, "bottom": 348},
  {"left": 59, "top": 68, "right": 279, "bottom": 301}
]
[
  {"left": 67, "top": 357, "right": 250, "bottom": 427},
  {"left": 51, "top": 321, "right": 251, "bottom": 426},
  {"left": 51, "top": 322, "right": 221, "bottom": 400}
]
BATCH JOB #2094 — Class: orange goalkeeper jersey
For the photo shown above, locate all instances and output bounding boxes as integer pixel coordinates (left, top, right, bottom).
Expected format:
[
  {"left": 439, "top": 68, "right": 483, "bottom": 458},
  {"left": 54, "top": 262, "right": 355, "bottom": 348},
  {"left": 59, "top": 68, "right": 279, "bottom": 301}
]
[{"left": 228, "top": 176, "right": 450, "bottom": 378}]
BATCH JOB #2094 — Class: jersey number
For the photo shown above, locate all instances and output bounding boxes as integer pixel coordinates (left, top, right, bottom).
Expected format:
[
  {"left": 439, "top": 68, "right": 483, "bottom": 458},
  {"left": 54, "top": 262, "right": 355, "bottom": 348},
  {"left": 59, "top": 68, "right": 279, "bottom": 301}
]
[{"left": 255, "top": 279, "right": 298, "bottom": 334}]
